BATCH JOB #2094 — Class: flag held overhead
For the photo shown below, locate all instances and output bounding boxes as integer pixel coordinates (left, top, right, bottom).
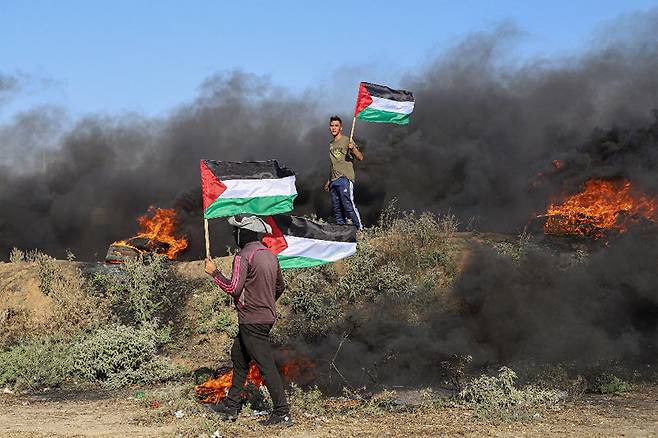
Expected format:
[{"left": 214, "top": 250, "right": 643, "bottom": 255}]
[
  {"left": 200, "top": 159, "right": 297, "bottom": 219},
  {"left": 354, "top": 82, "right": 415, "bottom": 125}
]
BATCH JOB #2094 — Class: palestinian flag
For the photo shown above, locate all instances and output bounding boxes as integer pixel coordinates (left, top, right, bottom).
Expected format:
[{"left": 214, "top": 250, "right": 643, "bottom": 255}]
[
  {"left": 354, "top": 82, "right": 414, "bottom": 125},
  {"left": 262, "top": 215, "right": 357, "bottom": 269},
  {"left": 200, "top": 160, "right": 297, "bottom": 219}
]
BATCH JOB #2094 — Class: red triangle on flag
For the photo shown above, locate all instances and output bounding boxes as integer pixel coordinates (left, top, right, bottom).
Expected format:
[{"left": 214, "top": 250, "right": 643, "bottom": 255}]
[
  {"left": 200, "top": 160, "right": 227, "bottom": 210},
  {"left": 262, "top": 216, "right": 288, "bottom": 255},
  {"left": 354, "top": 82, "right": 373, "bottom": 116}
]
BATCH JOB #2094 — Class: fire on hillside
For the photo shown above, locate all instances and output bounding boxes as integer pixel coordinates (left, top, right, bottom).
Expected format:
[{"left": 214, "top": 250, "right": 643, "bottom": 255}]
[
  {"left": 105, "top": 207, "right": 188, "bottom": 263},
  {"left": 539, "top": 179, "right": 658, "bottom": 239}
]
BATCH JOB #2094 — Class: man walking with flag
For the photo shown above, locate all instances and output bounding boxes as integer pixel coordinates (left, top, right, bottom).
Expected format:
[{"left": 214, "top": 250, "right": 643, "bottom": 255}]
[
  {"left": 324, "top": 115, "right": 363, "bottom": 229},
  {"left": 203, "top": 215, "right": 292, "bottom": 427}
]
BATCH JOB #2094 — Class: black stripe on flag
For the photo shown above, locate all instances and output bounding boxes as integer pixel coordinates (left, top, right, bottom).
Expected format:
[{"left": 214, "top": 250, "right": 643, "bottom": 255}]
[
  {"left": 363, "top": 82, "right": 414, "bottom": 103},
  {"left": 272, "top": 215, "right": 357, "bottom": 242},
  {"left": 202, "top": 159, "right": 295, "bottom": 180}
]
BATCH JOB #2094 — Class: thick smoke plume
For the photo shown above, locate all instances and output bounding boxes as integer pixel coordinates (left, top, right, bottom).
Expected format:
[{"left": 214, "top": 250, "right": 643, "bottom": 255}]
[
  {"left": 314, "top": 230, "right": 658, "bottom": 390},
  {"left": 1, "top": 11, "right": 657, "bottom": 376},
  {"left": 0, "top": 73, "right": 326, "bottom": 259},
  {"left": 3, "top": 15, "right": 658, "bottom": 259}
]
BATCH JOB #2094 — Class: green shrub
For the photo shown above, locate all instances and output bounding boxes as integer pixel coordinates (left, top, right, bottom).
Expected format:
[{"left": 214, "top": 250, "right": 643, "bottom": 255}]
[
  {"left": 213, "top": 307, "right": 239, "bottom": 337},
  {"left": 72, "top": 323, "right": 179, "bottom": 388},
  {"left": 201, "top": 306, "right": 238, "bottom": 337},
  {"left": 282, "top": 266, "right": 342, "bottom": 339},
  {"left": 373, "top": 200, "right": 458, "bottom": 240},
  {"left": 0, "top": 337, "right": 73, "bottom": 389},
  {"left": 488, "top": 231, "right": 534, "bottom": 263},
  {"left": 591, "top": 373, "right": 631, "bottom": 395},
  {"left": 288, "top": 268, "right": 335, "bottom": 319},
  {"left": 337, "top": 243, "right": 379, "bottom": 302},
  {"left": 337, "top": 244, "right": 413, "bottom": 302},
  {"left": 31, "top": 251, "right": 60, "bottom": 296},
  {"left": 93, "top": 255, "right": 183, "bottom": 325},
  {"left": 193, "top": 281, "right": 238, "bottom": 337},
  {"left": 422, "top": 248, "right": 458, "bottom": 275},
  {"left": 287, "top": 383, "right": 326, "bottom": 415},
  {"left": 114, "top": 356, "right": 182, "bottom": 387},
  {"left": 460, "top": 367, "right": 560, "bottom": 421},
  {"left": 337, "top": 203, "right": 461, "bottom": 303},
  {"left": 275, "top": 203, "right": 466, "bottom": 342}
]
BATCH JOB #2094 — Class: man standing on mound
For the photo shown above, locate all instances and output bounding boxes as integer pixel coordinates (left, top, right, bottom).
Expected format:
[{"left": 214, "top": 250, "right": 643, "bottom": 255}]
[
  {"left": 204, "top": 215, "right": 291, "bottom": 427},
  {"left": 324, "top": 115, "right": 364, "bottom": 229}
]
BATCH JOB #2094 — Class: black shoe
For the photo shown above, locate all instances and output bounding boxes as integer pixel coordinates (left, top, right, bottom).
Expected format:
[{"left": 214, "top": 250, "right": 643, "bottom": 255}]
[
  {"left": 258, "top": 412, "right": 293, "bottom": 427},
  {"left": 204, "top": 402, "right": 239, "bottom": 421}
]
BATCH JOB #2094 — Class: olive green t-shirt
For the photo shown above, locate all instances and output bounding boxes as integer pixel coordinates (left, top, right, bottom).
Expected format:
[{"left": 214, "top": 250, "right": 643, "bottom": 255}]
[{"left": 329, "top": 136, "right": 358, "bottom": 181}]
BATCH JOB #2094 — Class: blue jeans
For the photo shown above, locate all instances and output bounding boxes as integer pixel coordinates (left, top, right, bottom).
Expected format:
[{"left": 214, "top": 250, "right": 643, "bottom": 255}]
[{"left": 329, "top": 177, "right": 362, "bottom": 229}]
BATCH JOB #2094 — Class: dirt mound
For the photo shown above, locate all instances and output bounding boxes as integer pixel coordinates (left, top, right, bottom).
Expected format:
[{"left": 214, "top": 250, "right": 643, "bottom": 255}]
[
  {"left": 1, "top": 261, "right": 60, "bottom": 343},
  {"left": 0, "top": 256, "right": 233, "bottom": 346}
]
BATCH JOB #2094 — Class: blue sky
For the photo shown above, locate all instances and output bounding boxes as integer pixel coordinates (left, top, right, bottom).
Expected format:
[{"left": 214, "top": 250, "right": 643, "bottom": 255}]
[{"left": 1, "top": 0, "right": 657, "bottom": 120}]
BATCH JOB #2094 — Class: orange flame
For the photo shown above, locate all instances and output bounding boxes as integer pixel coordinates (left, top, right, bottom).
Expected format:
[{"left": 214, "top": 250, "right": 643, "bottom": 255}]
[
  {"left": 247, "top": 362, "right": 265, "bottom": 387},
  {"left": 541, "top": 179, "right": 658, "bottom": 238},
  {"left": 135, "top": 207, "right": 188, "bottom": 258},
  {"left": 112, "top": 207, "right": 188, "bottom": 259},
  {"left": 195, "top": 362, "right": 263, "bottom": 404},
  {"left": 195, "top": 354, "right": 317, "bottom": 404}
]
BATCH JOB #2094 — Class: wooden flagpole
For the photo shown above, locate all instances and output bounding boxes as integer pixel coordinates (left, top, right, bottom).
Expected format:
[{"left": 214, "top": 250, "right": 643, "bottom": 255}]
[
  {"left": 204, "top": 218, "right": 211, "bottom": 259},
  {"left": 349, "top": 81, "right": 362, "bottom": 145},
  {"left": 348, "top": 115, "right": 357, "bottom": 145}
]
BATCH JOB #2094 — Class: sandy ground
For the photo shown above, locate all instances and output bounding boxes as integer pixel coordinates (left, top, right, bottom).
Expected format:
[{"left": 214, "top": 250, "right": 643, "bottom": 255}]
[{"left": 1, "top": 385, "right": 657, "bottom": 438}]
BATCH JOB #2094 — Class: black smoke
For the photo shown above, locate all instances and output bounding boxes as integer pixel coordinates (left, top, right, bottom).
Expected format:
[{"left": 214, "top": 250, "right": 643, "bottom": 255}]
[
  {"left": 285, "top": 15, "right": 658, "bottom": 380},
  {"left": 355, "top": 19, "right": 658, "bottom": 232},
  {"left": 2, "top": 14, "right": 658, "bottom": 260},
  {"left": 300, "top": 228, "right": 658, "bottom": 392},
  {"left": 1, "top": 11, "right": 657, "bottom": 382},
  {"left": 0, "top": 73, "right": 327, "bottom": 260}
]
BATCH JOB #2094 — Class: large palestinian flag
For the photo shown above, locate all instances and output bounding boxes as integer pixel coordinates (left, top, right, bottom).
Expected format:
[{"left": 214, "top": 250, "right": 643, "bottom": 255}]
[
  {"left": 200, "top": 160, "right": 297, "bottom": 219},
  {"left": 262, "top": 215, "right": 357, "bottom": 269},
  {"left": 354, "top": 82, "right": 415, "bottom": 125}
]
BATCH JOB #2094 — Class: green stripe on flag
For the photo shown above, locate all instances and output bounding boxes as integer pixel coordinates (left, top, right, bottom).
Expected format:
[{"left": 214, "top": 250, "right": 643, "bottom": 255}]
[
  {"left": 356, "top": 107, "right": 410, "bottom": 124},
  {"left": 204, "top": 194, "right": 296, "bottom": 219},
  {"left": 278, "top": 255, "right": 329, "bottom": 269}
]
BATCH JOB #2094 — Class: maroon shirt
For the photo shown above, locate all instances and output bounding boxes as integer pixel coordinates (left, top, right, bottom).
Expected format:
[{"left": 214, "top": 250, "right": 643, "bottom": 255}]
[{"left": 212, "top": 241, "right": 285, "bottom": 324}]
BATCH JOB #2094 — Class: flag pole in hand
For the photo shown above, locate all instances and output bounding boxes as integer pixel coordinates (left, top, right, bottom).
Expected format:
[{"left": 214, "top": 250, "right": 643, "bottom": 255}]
[
  {"left": 204, "top": 218, "right": 211, "bottom": 259},
  {"left": 348, "top": 116, "right": 357, "bottom": 145}
]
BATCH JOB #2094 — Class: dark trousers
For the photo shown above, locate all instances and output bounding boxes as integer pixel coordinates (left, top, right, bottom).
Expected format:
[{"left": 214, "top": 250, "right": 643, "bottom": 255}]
[
  {"left": 329, "top": 176, "right": 362, "bottom": 229},
  {"left": 225, "top": 324, "right": 289, "bottom": 415}
]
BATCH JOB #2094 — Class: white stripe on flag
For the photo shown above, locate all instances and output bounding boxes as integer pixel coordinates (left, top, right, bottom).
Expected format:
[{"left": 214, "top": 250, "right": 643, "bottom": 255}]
[
  {"left": 279, "top": 235, "right": 357, "bottom": 262},
  {"left": 220, "top": 175, "right": 297, "bottom": 198},
  {"left": 368, "top": 96, "right": 415, "bottom": 115}
]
